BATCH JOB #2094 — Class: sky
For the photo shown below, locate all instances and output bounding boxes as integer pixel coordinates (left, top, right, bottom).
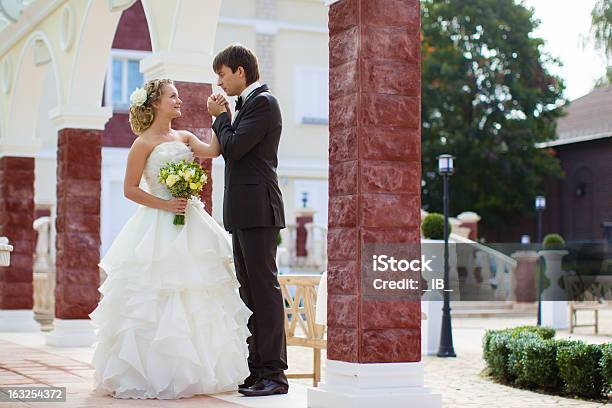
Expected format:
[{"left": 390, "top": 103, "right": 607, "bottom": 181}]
[{"left": 522, "top": 0, "right": 608, "bottom": 101}]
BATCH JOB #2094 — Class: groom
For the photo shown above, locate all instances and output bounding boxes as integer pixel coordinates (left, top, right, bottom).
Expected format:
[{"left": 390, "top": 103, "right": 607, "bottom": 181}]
[{"left": 206, "top": 44, "right": 288, "bottom": 397}]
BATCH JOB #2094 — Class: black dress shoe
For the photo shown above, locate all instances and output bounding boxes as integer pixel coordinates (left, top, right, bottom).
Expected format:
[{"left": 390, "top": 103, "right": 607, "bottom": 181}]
[
  {"left": 238, "top": 374, "right": 259, "bottom": 390},
  {"left": 238, "top": 378, "right": 288, "bottom": 397}
]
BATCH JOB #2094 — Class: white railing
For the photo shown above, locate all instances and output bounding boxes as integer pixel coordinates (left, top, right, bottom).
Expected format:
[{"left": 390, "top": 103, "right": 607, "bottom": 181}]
[
  {"left": 0, "top": 237, "right": 12, "bottom": 266},
  {"left": 32, "top": 217, "right": 55, "bottom": 331},
  {"left": 279, "top": 223, "right": 327, "bottom": 272},
  {"left": 451, "top": 233, "right": 518, "bottom": 301}
]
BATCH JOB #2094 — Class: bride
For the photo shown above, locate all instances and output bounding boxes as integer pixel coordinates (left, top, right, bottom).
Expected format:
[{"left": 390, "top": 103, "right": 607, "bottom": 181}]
[{"left": 89, "top": 78, "right": 251, "bottom": 399}]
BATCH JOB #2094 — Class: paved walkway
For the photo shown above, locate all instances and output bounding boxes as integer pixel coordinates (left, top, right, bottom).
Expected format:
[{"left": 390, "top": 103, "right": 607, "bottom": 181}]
[{"left": 1, "top": 312, "right": 611, "bottom": 407}]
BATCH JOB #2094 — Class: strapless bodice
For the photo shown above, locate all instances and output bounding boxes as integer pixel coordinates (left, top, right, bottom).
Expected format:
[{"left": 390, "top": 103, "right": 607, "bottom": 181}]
[{"left": 142, "top": 141, "right": 194, "bottom": 200}]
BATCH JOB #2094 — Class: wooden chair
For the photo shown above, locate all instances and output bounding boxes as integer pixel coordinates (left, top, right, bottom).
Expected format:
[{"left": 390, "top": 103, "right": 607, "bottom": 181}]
[
  {"left": 564, "top": 275, "right": 612, "bottom": 333},
  {"left": 278, "top": 274, "right": 326, "bottom": 387}
]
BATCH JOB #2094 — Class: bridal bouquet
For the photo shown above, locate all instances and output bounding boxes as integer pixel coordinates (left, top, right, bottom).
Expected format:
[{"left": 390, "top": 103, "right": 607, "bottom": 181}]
[{"left": 158, "top": 159, "right": 208, "bottom": 225}]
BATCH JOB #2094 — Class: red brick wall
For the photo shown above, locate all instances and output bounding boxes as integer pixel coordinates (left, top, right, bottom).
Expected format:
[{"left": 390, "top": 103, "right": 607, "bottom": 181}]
[
  {"left": 485, "top": 138, "right": 612, "bottom": 243},
  {"left": 548, "top": 138, "right": 612, "bottom": 242}
]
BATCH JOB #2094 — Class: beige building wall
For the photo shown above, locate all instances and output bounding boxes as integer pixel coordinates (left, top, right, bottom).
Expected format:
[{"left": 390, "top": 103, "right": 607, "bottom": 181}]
[{"left": 212, "top": 0, "right": 330, "bottom": 227}]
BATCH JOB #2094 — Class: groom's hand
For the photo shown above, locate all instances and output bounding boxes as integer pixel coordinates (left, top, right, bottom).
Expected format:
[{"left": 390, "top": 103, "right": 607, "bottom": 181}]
[{"left": 207, "top": 95, "right": 227, "bottom": 117}]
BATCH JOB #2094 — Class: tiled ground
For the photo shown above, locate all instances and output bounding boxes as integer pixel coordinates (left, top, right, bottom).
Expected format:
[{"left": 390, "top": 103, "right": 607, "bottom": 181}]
[{"left": 1, "top": 312, "right": 611, "bottom": 407}]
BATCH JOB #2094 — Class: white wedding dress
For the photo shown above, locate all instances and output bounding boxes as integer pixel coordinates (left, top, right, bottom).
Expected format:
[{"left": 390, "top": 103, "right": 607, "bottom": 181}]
[{"left": 89, "top": 140, "right": 251, "bottom": 399}]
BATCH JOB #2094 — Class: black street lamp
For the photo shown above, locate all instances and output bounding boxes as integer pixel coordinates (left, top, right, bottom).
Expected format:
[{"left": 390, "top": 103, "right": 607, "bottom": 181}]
[
  {"left": 437, "top": 154, "right": 456, "bottom": 358},
  {"left": 535, "top": 195, "right": 546, "bottom": 326}
]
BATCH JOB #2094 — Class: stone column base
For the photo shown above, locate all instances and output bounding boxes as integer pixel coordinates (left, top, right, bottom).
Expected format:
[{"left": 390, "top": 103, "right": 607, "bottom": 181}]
[
  {"left": 422, "top": 300, "right": 443, "bottom": 355},
  {"left": 307, "top": 360, "right": 441, "bottom": 408},
  {"left": 542, "top": 301, "right": 568, "bottom": 329},
  {"left": 0, "top": 309, "right": 39, "bottom": 332},
  {"left": 45, "top": 319, "right": 95, "bottom": 347}
]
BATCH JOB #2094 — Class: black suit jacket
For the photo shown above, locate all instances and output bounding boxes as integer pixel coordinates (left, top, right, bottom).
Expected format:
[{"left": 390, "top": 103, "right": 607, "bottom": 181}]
[{"left": 212, "top": 84, "right": 286, "bottom": 232}]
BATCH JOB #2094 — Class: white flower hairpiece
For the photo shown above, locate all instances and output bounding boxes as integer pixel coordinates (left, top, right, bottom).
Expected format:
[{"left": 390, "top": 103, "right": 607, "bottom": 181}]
[{"left": 130, "top": 87, "right": 148, "bottom": 107}]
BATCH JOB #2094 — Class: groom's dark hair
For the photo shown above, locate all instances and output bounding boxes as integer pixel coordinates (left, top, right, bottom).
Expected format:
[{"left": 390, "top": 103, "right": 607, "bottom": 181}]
[{"left": 213, "top": 44, "right": 260, "bottom": 85}]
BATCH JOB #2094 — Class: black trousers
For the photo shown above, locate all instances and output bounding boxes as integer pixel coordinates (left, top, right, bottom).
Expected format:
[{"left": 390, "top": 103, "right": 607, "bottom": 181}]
[{"left": 232, "top": 227, "right": 288, "bottom": 386}]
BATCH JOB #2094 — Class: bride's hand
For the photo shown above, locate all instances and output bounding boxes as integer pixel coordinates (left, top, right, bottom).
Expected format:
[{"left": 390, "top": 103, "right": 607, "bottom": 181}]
[{"left": 165, "top": 197, "right": 188, "bottom": 213}]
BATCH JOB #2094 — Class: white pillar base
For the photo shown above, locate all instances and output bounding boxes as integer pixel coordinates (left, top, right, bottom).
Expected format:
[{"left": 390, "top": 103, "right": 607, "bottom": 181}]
[
  {"left": 0, "top": 309, "right": 40, "bottom": 332},
  {"left": 422, "top": 300, "right": 443, "bottom": 355},
  {"left": 307, "top": 360, "right": 442, "bottom": 408},
  {"left": 541, "top": 301, "right": 568, "bottom": 329},
  {"left": 45, "top": 319, "right": 95, "bottom": 347}
]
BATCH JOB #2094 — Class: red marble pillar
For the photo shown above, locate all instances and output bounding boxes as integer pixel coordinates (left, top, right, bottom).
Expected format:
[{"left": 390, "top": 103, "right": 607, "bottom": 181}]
[
  {"left": 296, "top": 209, "right": 315, "bottom": 257},
  {"left": 55, "top": 130, "right": 101, "bottom": 318},
  {"left": 511, "top": 250, "right": 538, "bottom": 302},
  {"left": 327, "top": 0, "right": 422, "bottom": 363},
  {"left": 0, "top": 157, "right": 35, "bottom": 310},
  {"left": 173, "top": 81, "right": 213, "bottom": 215},
  {"left": 459, "top": 221, "right": 478, "bottom": 241}
]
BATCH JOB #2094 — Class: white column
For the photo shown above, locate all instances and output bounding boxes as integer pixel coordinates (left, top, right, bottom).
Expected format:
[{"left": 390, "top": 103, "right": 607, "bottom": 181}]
[{"left": 308, "top": 360, "right": 441, "bottom": 408}]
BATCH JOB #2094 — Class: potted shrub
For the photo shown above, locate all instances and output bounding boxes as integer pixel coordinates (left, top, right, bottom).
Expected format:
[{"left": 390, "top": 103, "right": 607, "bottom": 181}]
[
  {"left": 543, "top": 233, "right": 565, "bottom": 250},
  {"left": 421, "top": 213, "right": 448, "bottom": 240},
  {"left": 539, "top": 233, "right": 568, "bottom": 328}
]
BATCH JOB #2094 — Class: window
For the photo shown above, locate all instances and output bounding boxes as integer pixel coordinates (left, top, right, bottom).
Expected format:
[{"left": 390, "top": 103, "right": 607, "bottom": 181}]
[
  {"left": 294, "top": 66, "right": 328, "bottom": 125},
  {"left": 105, "top": 50, "right": 150, "bottom": 111}
]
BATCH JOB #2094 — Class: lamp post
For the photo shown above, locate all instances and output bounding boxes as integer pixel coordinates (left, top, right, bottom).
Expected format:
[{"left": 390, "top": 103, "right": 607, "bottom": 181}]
[
  {"left": 437, "top": 154, "right": 456, "bottom": 358},
  {"left": 535, "top": 195, "right": 546, "bottom": 326}
]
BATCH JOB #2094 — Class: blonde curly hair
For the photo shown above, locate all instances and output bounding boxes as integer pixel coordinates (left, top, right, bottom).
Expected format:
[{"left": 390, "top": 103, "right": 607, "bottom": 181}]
[{"left": 128, "top": 79, "right": 174, "bottom": 134}]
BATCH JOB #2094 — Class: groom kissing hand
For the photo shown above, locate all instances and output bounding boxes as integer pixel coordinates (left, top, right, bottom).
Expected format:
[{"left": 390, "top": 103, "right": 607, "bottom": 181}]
[
  {"left": 210, "top": 44, "right": 288, "bottom": 397},
  {"left": 206, "top": 94, "right": 230, "bottom": 120}
]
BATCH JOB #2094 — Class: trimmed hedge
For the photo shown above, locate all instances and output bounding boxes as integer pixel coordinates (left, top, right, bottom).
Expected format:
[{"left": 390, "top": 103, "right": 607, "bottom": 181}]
[
  {"left": 601, "top": 343, "right": 612, "bottom": 393},
  {"left": 421, "top": 213, "right": 447, "bottom": 240},
  {"left": 510, "top": 334, "right": 560, "bottom": 390},
  {"left": 557, "top": 340, "right": 604, "bottom": 399},
  {"left": 482, "top": 326, "right": 610, "bottom": 399}
]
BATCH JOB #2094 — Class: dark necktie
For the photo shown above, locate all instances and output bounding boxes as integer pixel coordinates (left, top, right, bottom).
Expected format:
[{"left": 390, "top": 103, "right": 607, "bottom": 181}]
[{"left": 235, "top": 96, "right": 244, "bottom": 111}]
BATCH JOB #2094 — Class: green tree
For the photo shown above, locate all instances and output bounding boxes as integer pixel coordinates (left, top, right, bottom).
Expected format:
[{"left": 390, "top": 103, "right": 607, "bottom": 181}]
[
  {"left": 420, "top": 0, "right": 565, "bottom": 231},
  {"left": 590, "top": 0, "right": 612, "bottom": 87}
]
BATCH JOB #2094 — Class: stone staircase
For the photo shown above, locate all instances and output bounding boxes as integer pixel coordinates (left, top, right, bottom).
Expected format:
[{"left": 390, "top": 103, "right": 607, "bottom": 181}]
[{"left": 450, "top": 301, "right": 537, "bottom": 318}]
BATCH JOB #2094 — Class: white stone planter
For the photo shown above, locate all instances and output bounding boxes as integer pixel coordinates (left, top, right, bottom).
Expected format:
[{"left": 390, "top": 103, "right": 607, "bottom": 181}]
[
  {"left": 0, "top": 237, "right": 13, "bottom": 267},
  {"left": 538, "top": 249, "right": 569, "bottom": 329},
  {"left": 421, "top": 238, "right": 457, "bottom": 355}
]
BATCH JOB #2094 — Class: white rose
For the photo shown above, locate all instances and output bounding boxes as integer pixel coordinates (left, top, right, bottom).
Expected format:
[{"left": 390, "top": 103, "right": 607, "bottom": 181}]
[
  {"left": 166, "top": 174, "right": 179, "bottom": 187},
  {"left": 130, "top": 87, "right": 148, "bottom": 107}
]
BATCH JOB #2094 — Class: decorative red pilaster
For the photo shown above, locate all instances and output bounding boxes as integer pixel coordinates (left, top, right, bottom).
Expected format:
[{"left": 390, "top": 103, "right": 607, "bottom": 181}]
[
  {"left": 173, "top": 81, "right": 214, "bottom": 215},
  {"left": 0, "top": 157, "right": 35, "bottom": 310},
  {"left": 327, "top": 0, "right": 422, "bottom": 363},
  {"left": 55, "top": 130, "right": 101, "bottom": 319},
  {"left": 296, "top": 209, "right": 315, "bottom": 258}
]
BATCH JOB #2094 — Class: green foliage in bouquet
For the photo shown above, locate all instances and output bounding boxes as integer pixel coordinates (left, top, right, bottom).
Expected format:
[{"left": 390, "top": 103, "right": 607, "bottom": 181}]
[{"left": 158, "top": 159, "right": 208, "bottom": 225}]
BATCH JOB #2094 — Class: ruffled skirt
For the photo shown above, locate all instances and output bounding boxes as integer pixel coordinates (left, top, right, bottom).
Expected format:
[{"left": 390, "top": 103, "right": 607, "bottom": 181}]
[{"left": 89, "top": 198, "right": 251, "bottom": 399}]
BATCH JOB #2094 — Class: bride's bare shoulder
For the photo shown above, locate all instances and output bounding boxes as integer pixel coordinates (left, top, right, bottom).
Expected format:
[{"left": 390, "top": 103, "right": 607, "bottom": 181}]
[
  {"left": 175, "top": 129, "right": 195, "bottom": 142},
  {"left": 129, "top": 136, "right": 154, "bottom": 157}
]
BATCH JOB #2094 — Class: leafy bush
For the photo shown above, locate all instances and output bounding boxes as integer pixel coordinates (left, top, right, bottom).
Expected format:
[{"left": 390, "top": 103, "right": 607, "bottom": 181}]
[
  {"left": 543, "top": 233, "right": 565, "bottom": 250},
  {"left": 557, "top": 340, "right": 604, "bottom": 399},
  {"left": 421, "top": 213, "right": 447, "bottom": 240},
  {"left": 511, "top": 325, "right": 555, "bottom": 340},
  {"left": 276, "top": 230, "right": 282, "bottom": 246},
  {"left": 483, "top": 326, "right": 557, "bottom": 383},
  {"left": 482, "top": 329, "right": 514, "bottom": 380},
  {"left": 599, "top": 343, "right": 612, "bottom": 394},
  {"left": 483, "top": 327, "right": 609, "bottom": 399},
  {"left": 509, "top": 333, "right": 560, "bottom": 390}
]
